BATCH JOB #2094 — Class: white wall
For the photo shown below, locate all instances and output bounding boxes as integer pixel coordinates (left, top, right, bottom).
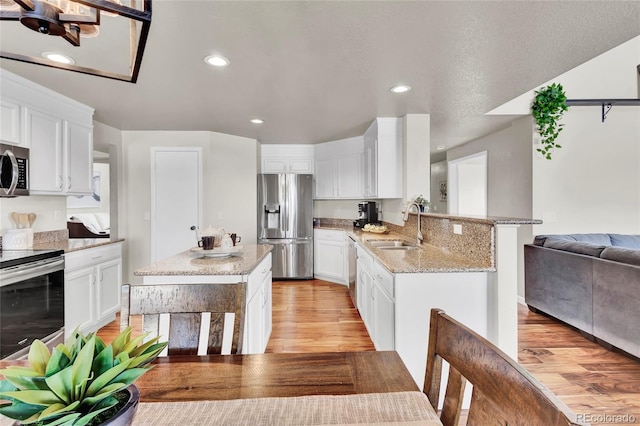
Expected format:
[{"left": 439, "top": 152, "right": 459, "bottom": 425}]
[
  {"left": 0, "top": 195, "right": 67, "bottom": 234},
  {"left": 447, "top": 116, "right": 534, "bottom": 297},
  {"left": 121, "top": 130, "right": 258, "bottom": 283},
  {"left": 533, "top": 106, "right": 640, "bottom": 234}
]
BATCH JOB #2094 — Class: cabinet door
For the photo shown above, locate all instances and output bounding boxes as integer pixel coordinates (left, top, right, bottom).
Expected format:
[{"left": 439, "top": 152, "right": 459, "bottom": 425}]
[
  {"left": 97, "top": 258, "right": 122, "bottom": 319},
  {"left": 336, "top": 153, "right": 362, "bottom": 198},
  {"left": 27, "top": 107, "right": 63, "bottom": 193},
  {"left": 261, "top": 272, "right": 272, "bottom": 352},
  {"left": 0, "top": 99, "right": 21, "bottom": 145},
  {"left": 65, "top": 121, "right": 93, "bottom": 194},
  {"left": 288, "top": 158, "right": 313, "bottom": 174},
  {"left": 360, "top": 267, "right": 374, "bottom": 337},
  {"left": 263, "top": 158, "right": 289, "bottom": 173},
  {"left": 373, "top": 283, "right": 395, "bottom": 350},
  {"left": 245, "top": 289, "right": 263, "bottom": 354},
  {"left": 65, "top": 266, "right": 95, "bottom": 337},
  {"left": 314, "top": 239, "right": 345, "bottom": 283},
  {"left": 363, "top": 140, "right": 377, "bottom": 197},
  {"left": 314, "top": 158, "right": 335, "bottom": 198}
]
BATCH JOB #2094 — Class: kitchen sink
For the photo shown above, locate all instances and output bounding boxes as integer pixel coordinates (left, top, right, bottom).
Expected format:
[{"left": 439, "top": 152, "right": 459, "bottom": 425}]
[{"left": 368, "top": 240, "right": 418, "bottom": 250}]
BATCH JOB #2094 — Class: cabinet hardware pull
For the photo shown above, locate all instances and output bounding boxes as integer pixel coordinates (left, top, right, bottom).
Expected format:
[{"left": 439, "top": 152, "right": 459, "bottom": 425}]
[
  {"left": 57, "top": 176, "right": 63, "bottom": 189},
  {"left": 67, "top": 176, "right": 71, "bottom": 190}
]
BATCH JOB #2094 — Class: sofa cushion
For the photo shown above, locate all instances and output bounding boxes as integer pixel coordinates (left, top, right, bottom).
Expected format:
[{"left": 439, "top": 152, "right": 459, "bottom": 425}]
[
  {"left": 94, "top": 212, "right": 110, "bottom": 231},
  {"left": 608, "top": 234, "right": 640, "bottom": 249},
  {"left": 534, "top": 233, "right": 612, "bottom": 247},
  {"left": 600, "top": 246, "right": 640, "bottom": 267},
  {"left": 542, "top": 239, "right": 608, "bottom": 257}
]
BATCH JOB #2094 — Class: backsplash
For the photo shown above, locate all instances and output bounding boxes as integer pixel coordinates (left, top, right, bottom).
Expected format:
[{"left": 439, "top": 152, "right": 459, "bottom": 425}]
[
  {"left": 0, "top": 229, "right": 68, "bottom": 250},
  {"left": 384, "top": 213, "right": 494, "bottom": 268}
]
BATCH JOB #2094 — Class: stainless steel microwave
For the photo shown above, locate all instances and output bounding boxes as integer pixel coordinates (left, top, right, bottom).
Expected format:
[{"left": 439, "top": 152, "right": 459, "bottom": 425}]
[{"left": 0, "top": 144, "right": 29, "bottom": 197}]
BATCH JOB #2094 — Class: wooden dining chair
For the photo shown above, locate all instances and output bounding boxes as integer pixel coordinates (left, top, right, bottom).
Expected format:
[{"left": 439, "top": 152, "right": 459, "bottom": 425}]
[
  {"left": 120, "top": 283, "right": 246, "bottom": 355},
  {"left": 424, "top": 308, "right": 586, "bottom": 426}
]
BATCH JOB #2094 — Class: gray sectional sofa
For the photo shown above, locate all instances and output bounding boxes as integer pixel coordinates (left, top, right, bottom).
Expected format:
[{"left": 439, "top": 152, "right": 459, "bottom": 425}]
[{"left": 524, "top": 233, "right": 640, "bottom": 359}]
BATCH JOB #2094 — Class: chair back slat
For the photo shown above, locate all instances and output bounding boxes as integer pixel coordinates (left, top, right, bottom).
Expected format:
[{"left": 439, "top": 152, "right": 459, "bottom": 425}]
[
  {"left": 168, "top": 312, "right": 201, "bottom": 356},
  {"left": 424, "top": 309, "right": 587, "bottom": 426},
  {"left": 121, "top": 283, "right": 245, "bottom": 355}
]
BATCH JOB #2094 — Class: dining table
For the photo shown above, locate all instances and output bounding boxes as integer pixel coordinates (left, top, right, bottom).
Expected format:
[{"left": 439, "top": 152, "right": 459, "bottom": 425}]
[{"left": 0, "top": 351, "right": 443, "bottom": 425}]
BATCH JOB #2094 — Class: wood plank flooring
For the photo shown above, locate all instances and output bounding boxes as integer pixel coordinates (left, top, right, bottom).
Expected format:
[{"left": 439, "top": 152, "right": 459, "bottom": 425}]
[{"left": 99, "top": 279, "right": 640, "bottom": 425}]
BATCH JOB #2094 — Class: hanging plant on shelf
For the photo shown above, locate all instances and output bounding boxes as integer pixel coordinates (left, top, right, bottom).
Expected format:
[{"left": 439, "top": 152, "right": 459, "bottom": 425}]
[{"left": 531, "top": 83, "right": 569, "bottom": 160}]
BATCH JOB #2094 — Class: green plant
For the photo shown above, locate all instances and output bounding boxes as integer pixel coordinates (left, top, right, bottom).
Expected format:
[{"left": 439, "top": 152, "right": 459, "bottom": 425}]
[
  {"left": 531, "top": 83, "right": 569, "bottom": 160},
  {"left": 0, "top": 328, "right": 167, "bottom": 426},
  {"left": 414, "top": 195, "right": 429, "bottom": 207}
]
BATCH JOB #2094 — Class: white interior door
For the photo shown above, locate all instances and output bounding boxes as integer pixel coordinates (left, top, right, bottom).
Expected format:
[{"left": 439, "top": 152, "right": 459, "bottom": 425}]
[
  {"left": 447, "top": 151, "right": 487, "bottom": 216},
  {"left": 151, "top": 148, "right": 202, "bottom": 262}
]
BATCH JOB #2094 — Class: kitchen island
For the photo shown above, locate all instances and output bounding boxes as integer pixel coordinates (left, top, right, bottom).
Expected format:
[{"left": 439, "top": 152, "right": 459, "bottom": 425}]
[{"left": 133, "top": 244, "right": 273, "bottom": 354}]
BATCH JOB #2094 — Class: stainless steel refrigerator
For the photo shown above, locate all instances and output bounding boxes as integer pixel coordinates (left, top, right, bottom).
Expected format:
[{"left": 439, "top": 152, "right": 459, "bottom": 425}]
[{"left": 258, "top": 174, "right": 313, "bottom": 279}]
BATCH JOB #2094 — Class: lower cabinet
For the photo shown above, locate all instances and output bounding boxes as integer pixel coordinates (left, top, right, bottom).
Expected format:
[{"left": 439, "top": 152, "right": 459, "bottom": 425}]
[
  {"left": 356, "top": 244, "right": 395, "bottom": 350},
  {"left": 64, "top": 243, "right": 122, "bottom": 338},
  {"left": 245, "top": 256, "right": 273, "bottom": 354},
  {"left": 314, "top": 229, "right": 348, "bottom": 285}
]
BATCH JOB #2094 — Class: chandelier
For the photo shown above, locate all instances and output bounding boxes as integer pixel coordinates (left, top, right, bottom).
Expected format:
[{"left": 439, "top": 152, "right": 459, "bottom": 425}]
[{"left": 0, "top": 0, "right": 152, "bottom": 83}]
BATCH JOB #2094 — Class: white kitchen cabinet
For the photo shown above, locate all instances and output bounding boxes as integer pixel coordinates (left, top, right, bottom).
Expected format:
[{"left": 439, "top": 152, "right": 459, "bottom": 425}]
[
  {"left": 371, "top": 262, "right": 395, "bottom": 350},
  {"left": 0, "top": 69, "right": 94, "bottom": 195},
  {"left": 0, "top": 99, "right": 22, "bottom": 145},
  {"left": 363, "top": 118, "right": 403, "bottom": 198},
  {"left": 64, "top": 121, "right": 94, "bottom": 195},
  {"left": 355, "top": 244, "right": 394, "bottom": 350},
  {"left": 245, "top": 256, "right": 273, "bottom": 354},
  {"left": 263, "top": 157, "right": 313, "bottom": 174},
  {"left": 261, "top": 144, "right": 314, "bottom": 174},
  {"left": 26, "top": 107, "right": 63, "bottom": 193},
  {"left": 64, "top": 243, "right": 122, "bottom": 338},
  {"left": 29, "top": 108, "right": 93, "bottom": 195},
  {"left": 314, "top": 229, "right": 348, "bottom": 285},
  {"left": 65, "top": 266, "right": 95, "bottom": 334},
  {"left": 313, "top": 136, "right": 363, "bottom": 200}
]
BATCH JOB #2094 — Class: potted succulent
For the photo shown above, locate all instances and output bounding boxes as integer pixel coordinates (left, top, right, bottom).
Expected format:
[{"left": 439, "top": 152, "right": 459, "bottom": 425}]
[
  {"left": 0, "top": 328, "right": 167, "bottom": 426},
  {"left": 413, "top": 195, "right": 430, "bottom": 212},
  {"left": 531, "top": 83, "right": 569, "bottom": 160}
]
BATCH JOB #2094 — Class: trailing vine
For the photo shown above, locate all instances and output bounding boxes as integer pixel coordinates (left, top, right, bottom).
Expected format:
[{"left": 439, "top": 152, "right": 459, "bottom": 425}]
[{"left": 531, "top": 83, "right": 569, "bottom": 159}]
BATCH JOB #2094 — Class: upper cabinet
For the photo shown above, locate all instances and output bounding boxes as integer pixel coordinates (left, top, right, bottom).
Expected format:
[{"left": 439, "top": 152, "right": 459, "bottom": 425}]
[
  {"left": 363, "top": 118, "right": 403, "bottom": 198},
  {"left": 261, "top": 144, "right": 314, "bottom": 174},
  {"left": 314, "top": 136, "right": 363, "bottom": 199},
  {"left": 0, "top": 69, "right": 95, "bottom": 195},
  {"left": 0, "top": 99, "right": 22, "bottom": 145}
]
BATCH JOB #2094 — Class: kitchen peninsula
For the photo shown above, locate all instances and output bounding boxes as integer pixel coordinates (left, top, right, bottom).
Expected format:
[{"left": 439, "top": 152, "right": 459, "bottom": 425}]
[
  {"left": 316, "top": 212, "right": 540, "bottom": 388},
  {"left": 133, "top": 244, "right": 273, "bottom": 354}
]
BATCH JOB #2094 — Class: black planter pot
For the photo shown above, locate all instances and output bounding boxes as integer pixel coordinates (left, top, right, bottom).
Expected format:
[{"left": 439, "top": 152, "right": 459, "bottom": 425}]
[
  {"left": 11, "top": 385, "right": 140, "bottom": 426},
  {"left": 101, "top": 385, "right": 140, "bottom": 426}
]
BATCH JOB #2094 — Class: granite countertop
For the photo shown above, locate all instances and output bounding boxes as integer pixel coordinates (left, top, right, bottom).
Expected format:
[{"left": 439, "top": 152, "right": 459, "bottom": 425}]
[
  {"left": 316, "top": 224, "right": 492, "bottom": 273},
  {"left": 134, "top": 244, "right": 273, "bottom": 276},
  {"left": 404, "top": 212, "right": 542, "bottom": 225},
  {"left": 33, "top": 238, "right": 125, "bottom": 253}
]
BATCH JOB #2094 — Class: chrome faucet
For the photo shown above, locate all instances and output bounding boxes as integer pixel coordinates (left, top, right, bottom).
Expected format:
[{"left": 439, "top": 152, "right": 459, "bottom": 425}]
[{"left": 402, "top": 202, "right": 423, "bottom": 245}]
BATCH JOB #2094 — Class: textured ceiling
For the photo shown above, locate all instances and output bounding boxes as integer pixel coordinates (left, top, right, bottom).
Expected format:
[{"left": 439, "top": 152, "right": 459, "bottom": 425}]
[{"left": 1, "top": 1, "right": 639, "bottom": 151}]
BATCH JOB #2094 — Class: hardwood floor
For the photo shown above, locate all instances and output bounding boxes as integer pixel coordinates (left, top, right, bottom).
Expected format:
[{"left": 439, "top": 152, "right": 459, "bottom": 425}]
[{"left": 99, "top": 279, "right": 640, "bottom": 424}]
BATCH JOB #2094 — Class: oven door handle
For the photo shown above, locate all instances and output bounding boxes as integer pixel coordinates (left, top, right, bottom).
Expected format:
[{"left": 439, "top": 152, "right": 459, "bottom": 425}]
[{"left": 0, "top": 258, "right": 65, "bottom": 287}]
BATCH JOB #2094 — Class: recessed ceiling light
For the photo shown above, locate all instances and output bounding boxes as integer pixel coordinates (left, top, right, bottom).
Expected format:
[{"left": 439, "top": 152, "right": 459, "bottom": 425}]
[
  {"left": 251, "top": 118, "right": 264, "bottom": 124},
  {"left": 204, "top": 55, "right": 230, "bottom": 67},
  {"left": 436, "top": 145, "right": 446, "bottom": 150},
  {"left": 390, "top": 84, "right": 411, "bottom": 93},
  {"left": 42, "top": 52, "right": 75, "bottom": 64}
]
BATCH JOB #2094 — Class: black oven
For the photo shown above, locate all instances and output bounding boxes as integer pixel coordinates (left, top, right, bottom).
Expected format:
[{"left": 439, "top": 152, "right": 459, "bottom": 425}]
[{"left": 0, "top": 249, "right": 65, "bottom": 359}]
